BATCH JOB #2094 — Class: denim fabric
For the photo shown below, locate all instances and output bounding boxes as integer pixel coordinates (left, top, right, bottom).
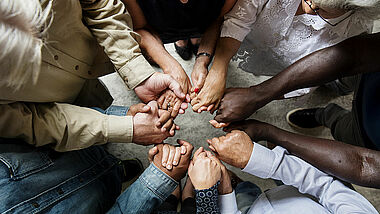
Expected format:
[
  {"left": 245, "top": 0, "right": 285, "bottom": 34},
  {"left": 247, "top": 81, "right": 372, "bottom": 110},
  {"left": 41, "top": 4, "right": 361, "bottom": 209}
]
[
  {"left": 108, "top": 163, "right": 178, "bottom": 214},
  {"left": 0, "top": 139, "right": 124, "bottom": 214},
  {"left": 92, "top": 105, "right": 130, "bottom": 116}
]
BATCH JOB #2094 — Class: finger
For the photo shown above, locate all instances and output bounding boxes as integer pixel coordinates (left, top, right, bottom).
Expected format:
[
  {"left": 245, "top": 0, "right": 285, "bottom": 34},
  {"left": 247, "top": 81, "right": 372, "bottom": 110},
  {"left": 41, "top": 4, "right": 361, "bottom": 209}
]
[
  {"left": 208, "top": 145, "right": 217, "bottom": 153},
  {"left": 157, "top": 110, "right": 171, "bottom": 128},
  {"left": 167, "top": 76, "right": 186, "bottom": 99},
  {"left": 162, "top": 118, "right": 174, "bottom": 132},
  {"left": 147, "top": 100, "right": 159, "bottom": 115},
  {"left": 171, "top": 99, "right": 181, "bottom": 118},
  {"left": 166, "top": 147, "right": 175, "bottom": 170},
  {"left": 148, "top": 146, "right": 158, "bottom": 163},
  {"left": 214, "top": 113, "right": 228, "bottom": 123},
  {"left": 157, "top": 95, "right": 165, "bottom": 109},
  {"left": 209, "top": 120, "right": 230, "bottom": 129},
  {"left": 180, "top": 145, "right": 187, "bottom": 155},
  {"left": 173, "top": 147, "right": 181, "bottom": 166},
  {"left": 162, "top": 96, "right": 171, "bottom": 110},
  {"left": 223, "top": 122, "right": 242, "bottom": 133},
  {"left": 181, "top": 102, "right": 188, "bottom": 110},
  {"left": 210, "top": 100, "right": 221, "bottom": 114},
  {"left": 162, "top": 144, "right": 169, "bottom": 167},
  {"left": 177, "top": 139, "right": 193, "bottom": 154},
  {"left": 192, "top": 147, "right": 204, "bottom": 162},
  {"left": 197, "top": 106, "right": 208, "bottom": 113},
  {"left": 190, "top": 98, "right": 199, "bottom": 107},
  {"left": 185, "top": 94, "right": 191, "bottom": 103},
  {"left": 192, "top": 103, "right": 203, "bottom": 112},
  {"left": 176, "top": 125, "right": 180, "bottom": 130},
  {"left": 179, "top": 109, "right": 185, "bottom": 114},
  {"left": 207, "top": 104, "right": 214, "bottom": 112},
  {"left": 169, "top": 123, "right": 176, "bottom": 136}
]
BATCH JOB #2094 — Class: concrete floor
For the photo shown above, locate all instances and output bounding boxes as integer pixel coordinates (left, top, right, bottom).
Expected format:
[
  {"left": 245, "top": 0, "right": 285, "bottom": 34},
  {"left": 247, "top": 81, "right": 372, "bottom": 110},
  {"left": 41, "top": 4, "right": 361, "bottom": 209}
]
[{"left": 102, "top": 21, "right": 380, "bottom": 211}]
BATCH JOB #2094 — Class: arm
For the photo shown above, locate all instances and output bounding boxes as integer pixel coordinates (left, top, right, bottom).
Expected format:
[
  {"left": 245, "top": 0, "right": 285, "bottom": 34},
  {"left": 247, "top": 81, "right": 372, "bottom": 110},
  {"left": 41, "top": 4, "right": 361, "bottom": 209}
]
[
  {"left": 122, "top": 0, "right": 191, "bottom": 95},
  {"left": 191, "top": 0, "right": 261, "bottom": 112},
  {"left": 0, "top": 102, "right": 133, "bottom": 152},
  {"left": 243, "top": 143, "right": 378, "bottom": 213},
  {"left": 80, "top": 0, "right": 155, "bottom": 90},
  {"left": 215, "top": 32, "right": 380, "bottom": 123},
  {"left": 226, "top": 120, "right": 380, "bottom": 188}
]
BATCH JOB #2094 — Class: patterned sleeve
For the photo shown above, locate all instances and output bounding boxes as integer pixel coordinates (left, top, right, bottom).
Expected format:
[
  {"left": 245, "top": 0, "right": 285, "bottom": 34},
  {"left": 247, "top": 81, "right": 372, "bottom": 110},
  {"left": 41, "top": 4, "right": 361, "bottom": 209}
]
[
  {"left": 195, "top": 182, "right": 220, "bottom": 214},
  {"left": 221, "top": 0, "right": 266, "bottom": 41}
]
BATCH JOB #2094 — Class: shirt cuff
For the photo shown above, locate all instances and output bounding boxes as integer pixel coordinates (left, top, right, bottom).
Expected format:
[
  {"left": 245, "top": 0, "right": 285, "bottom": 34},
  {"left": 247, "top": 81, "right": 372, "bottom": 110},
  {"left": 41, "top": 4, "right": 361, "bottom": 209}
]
[
  {"left": 219, "top": 191, "right": 239, "bottom": 214},
  {"left": 242, "top": 143, "right": 276, "bottom": 179},
  {"left": 140, "top": 163, "right": 179, "bottom": 201},
  {"left": 118, "top": 55, "right": 155, "bottom": 89},
  {"left": 106, "top": 115, "right": 133, "bottom": 143}
]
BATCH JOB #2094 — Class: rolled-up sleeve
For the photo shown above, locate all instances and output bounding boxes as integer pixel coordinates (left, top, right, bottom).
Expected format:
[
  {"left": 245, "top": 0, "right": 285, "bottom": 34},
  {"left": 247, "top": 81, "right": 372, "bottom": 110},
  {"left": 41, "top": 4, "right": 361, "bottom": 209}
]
[
  {"left": 81, "top": 0, "right": 155, "bottom": 89},
  {"left": 221, "top": 0, "right": 264, "bottom": 42},
  {"left": 0, "top": 102, "right": 133, "bottom": 152}
]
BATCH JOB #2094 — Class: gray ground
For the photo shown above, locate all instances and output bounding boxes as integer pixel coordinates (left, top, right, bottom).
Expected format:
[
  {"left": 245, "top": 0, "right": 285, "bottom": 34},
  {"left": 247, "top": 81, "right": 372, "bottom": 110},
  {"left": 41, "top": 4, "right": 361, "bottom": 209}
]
[{"left": 102, "top": 21, "right": 380, "bottom": 211}]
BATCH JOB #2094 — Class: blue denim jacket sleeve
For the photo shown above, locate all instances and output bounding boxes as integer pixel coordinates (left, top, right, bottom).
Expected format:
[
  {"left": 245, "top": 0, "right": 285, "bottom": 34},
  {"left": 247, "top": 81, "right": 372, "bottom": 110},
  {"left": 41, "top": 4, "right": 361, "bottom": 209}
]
[{"left": 107, "top": 163, "right": 178, "bottom": 214}]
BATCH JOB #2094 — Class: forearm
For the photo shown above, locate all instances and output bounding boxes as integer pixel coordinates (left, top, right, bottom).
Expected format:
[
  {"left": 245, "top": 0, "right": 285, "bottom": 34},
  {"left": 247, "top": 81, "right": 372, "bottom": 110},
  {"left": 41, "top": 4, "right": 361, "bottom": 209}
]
[
  {"left": 195, "top": 18, "right": 224, "bottom": 67},
  {"left": 254, "top": 33, "right": 380, "bottom": 102},
  {"left": 0, "top": 102, "right": 133, "bottom": 152},
  {"left": 136, "top": 28, "right": 181, "bottom": 72},
  {"left": 264, "top": 124, "right": 380, "bottom": 188},
  {"left": 209, "top": 37, "right": 241, "bottom": 77}
]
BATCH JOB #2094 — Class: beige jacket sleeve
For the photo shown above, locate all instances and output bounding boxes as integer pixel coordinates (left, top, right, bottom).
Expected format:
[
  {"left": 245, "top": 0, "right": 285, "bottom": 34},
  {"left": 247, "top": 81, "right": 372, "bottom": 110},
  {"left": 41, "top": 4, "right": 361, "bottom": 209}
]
[
  {"left": 81, "top": 0, "right": 155, "bottom": 89},
  {"left": 0, "top": 102, "right": 133, "bottom": 152}
]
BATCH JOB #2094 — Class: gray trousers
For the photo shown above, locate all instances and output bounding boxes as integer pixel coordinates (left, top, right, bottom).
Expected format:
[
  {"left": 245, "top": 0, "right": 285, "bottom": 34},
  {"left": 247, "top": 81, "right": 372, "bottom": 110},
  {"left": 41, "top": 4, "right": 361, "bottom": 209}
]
[{"left": 316, "top": 75, "right": 370, "bottom": 148}]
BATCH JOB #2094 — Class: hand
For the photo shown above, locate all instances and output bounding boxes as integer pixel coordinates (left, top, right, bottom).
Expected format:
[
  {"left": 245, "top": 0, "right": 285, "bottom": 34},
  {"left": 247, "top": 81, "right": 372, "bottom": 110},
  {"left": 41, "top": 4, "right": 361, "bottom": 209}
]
[
  {"left": 223, "top": 119, "right": 272, "bottom": 142},
  {"left": 205, "top": 151, "right": 233, "bottom": 195},
  {"left": 151, "top": 140, "right": 194, "bottom": 181},
  {"left": 133, "top": 101, "right": 179, "bottom": 145},
  {"left": 214, "top": 87, "right": 267, "bottom": 123},
  {"left": 127, "top": 103, "right": 151, "bottom": 116},
  {"left": 150, "top": 140, "right": 188, "bottom": 170},
  {"left": 188, "top": 148, "right": 221, "bottom": 190},
  {"left": 209, "top": 120, "right": 230, "bottom": 129},
  {"left": 207, "top": 130, "right": 253, "bottom": 169},
  {"left": 157, "top": 89, "right": 189, "bottom": 118},
  {"left": 134, "top": 72, "right": 185, "bottom": 103},
  {"left": 164, "top": 65, "right": 192, "bottom": 96},
  {"left": 190, "top": 60, "right": 208, "bottom": 99},
  {"left": 191, "top": 71, "right": 226, "bottom": 113}
]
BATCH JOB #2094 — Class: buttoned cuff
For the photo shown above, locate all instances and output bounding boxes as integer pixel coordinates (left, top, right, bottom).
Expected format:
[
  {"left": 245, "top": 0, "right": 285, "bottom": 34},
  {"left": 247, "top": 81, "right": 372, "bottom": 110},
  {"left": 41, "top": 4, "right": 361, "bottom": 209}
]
[
  {"left": 242, "top": 143, "right": 276, "bottom": 179},
  {"left": 219, "top": 191, "right": 239, "bottom": 214},
  {"left": 140, "top": 163, "right": 179, "bottom": 201},
  {"left": 106, "top": 115, "right": 133, "bottom": 143},
  {"left": 118, "top": 55, "right": 155, "bottom": 89}
]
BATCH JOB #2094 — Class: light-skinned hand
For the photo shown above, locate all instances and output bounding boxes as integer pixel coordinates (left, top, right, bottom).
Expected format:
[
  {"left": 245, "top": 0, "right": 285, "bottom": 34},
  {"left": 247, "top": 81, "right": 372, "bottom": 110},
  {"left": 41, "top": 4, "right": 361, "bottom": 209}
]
[
  {"left": 150, "top": 140, "right": 194, "bottom": 181},
  {"left": 188, "top": 148, "right": 221, "bottom": 190},
  {"left": 157, "top": 89, "right": 189, "bottom": 118},
  {"left": 133, "top": 101, "right": 179, "bottom": 145},
  {"left": 207, "top": 130, "right": 254, "bottom": 169}
]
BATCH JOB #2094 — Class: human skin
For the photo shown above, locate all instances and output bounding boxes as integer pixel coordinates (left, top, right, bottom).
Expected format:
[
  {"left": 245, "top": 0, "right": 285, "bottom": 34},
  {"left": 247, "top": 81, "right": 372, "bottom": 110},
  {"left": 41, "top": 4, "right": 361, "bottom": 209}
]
[
  {"left": 207, "top": 130, "right": 254, "bottom": 169},
  {"left": 215, "top": 33, "right": 380, "bottom": 123},
  {"left": 192, "top": 0, "right": 355, "bottom": 113},
  {"left": 224, "top": 119, "right": 380, "bottom": 188},
  {"left": 149, "top": 140, "right": 194, "bottom": 181},
  {"left": 188, "top": 148, "right": 221, "bottom": 190}
]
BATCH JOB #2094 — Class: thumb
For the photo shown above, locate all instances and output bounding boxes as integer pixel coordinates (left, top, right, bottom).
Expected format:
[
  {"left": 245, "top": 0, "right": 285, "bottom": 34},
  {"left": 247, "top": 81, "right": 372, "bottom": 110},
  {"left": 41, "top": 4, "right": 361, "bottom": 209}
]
[
  {"left": 165, "top": 75, "right": 185, "bottom": 99},
  {"left": 148, "top": 146, "right": 158, "bottom": 163}
]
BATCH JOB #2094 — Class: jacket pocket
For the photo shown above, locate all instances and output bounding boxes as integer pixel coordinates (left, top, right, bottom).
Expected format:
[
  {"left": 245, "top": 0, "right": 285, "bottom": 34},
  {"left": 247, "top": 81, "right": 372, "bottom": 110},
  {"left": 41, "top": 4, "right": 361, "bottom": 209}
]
[{"left": 0, "top": 142, "right": 53, "bottom": 181}]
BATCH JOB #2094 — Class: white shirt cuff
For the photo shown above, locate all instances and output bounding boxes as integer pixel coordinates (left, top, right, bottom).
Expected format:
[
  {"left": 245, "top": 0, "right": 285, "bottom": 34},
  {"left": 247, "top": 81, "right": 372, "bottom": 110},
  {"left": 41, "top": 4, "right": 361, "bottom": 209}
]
[
  {"left": 218, "top": 191, "right": 239, "bottom": 214},
  {"left": 242, "top": 142, "right": 277, "bottom": 179}
]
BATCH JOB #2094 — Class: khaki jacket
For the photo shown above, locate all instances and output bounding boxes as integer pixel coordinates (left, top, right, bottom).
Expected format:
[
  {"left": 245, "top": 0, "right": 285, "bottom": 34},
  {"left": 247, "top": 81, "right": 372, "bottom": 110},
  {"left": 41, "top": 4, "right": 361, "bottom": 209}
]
[{"left": 0, "top": 0, "right": 155, "bottom": 151}]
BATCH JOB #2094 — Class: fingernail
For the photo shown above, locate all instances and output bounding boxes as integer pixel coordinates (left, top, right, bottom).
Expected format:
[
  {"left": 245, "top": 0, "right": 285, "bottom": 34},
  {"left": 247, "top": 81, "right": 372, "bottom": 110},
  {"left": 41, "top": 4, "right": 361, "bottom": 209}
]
[
  {"left": 173, "top": 161, "right": 177, "bottom": 165},
  {"left": 167, "top": 164, "right": 172, "bottom": 170},
  {"left": 162, "top": 127, "right": 166, "bottom": 132},
  {"left": 181, "top": 147, "right": 186, "bottom": 154},
  {"left": 162, "top": 162, "right": 166, "bottom": 167}
]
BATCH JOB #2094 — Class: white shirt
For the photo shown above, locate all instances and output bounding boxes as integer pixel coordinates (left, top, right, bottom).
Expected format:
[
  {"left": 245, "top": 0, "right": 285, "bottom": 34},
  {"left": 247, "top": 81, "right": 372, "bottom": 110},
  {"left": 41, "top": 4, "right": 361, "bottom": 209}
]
[
  {"left": 218, "top": 143, "right": 378, "bottom": 214},
  {"left": 221, "top": 0, "right": 373, "bottom": 76}
]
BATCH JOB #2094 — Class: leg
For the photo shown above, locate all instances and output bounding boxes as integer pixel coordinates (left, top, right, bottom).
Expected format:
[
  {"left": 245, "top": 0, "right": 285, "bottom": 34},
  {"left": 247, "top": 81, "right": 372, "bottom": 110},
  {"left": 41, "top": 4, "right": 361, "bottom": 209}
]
[
  {"left": 315, "top": 103, "right": 363, "bottom": 147},
  {"left": 0, "top": 139, "right": 124, "bottom": 214},
  {"left": 235, "top": 181, "right": 262, "bottom": 214}
]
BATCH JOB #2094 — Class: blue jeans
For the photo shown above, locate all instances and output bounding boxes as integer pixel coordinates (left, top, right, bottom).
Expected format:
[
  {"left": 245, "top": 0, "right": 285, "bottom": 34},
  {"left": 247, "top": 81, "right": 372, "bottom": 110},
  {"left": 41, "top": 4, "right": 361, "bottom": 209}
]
[
  {"left": 0, "top": 140, "right": 124, "bottom": 213},
  {"left": 1, "top": 105, "right": 177, "bottom": 213},
  {"left": 107, "top": 163, "right": 178, "bottom": 214}
]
